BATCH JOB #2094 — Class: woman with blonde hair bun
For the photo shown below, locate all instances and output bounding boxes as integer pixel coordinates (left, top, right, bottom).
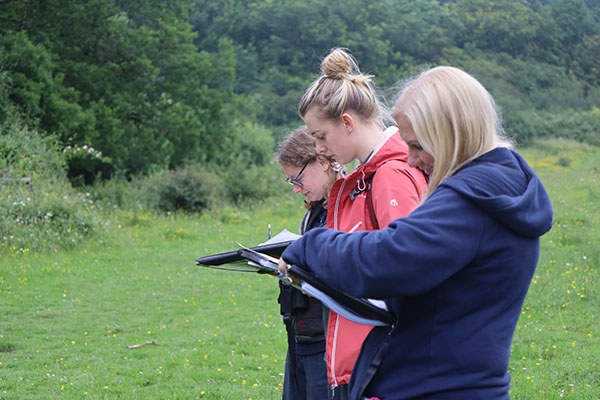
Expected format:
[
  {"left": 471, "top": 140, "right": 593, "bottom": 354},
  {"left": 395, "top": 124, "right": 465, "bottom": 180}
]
[
  {"left": 279, "top": 66, "right": 553, "bottom": 399},
  {"left": 297, "top": 48, "right": 427, "bottom": 399}
]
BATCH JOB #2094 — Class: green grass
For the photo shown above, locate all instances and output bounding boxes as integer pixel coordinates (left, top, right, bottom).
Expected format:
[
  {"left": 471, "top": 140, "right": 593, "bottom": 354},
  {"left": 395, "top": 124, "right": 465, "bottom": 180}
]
[
  {"left": 1, "top": 139, "right": 599, "bottom": 399},
  {"left": 0, "top": 195, "right": 306, "bottom": 399},
  {"left": 510, "top": 139, "right": 600, "bottom": 399}
]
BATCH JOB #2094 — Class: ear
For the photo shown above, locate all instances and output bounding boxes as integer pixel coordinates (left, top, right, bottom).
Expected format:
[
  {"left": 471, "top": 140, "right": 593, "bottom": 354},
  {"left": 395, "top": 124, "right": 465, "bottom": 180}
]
[
  {"left": 317, "top": 156, "right": 330, "bottom": 171},
  {"left": 341, "top": 112, "right": 355, "bottom": 134}
]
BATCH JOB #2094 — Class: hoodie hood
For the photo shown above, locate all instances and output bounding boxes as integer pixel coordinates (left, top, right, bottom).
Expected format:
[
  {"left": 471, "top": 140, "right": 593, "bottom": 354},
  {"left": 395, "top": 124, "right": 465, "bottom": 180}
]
[{"left": 442, "top": 147, "right": 553, "bottom": 238}]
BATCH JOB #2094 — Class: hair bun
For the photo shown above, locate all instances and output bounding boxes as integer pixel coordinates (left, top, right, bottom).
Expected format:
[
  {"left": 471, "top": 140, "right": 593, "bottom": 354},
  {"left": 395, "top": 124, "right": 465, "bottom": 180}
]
[
  {"left": 299, "top": 47, "right": 379, "bottom": 121},
  {"left": 321, "top": 48, "right": 355, "bottom": 79}
]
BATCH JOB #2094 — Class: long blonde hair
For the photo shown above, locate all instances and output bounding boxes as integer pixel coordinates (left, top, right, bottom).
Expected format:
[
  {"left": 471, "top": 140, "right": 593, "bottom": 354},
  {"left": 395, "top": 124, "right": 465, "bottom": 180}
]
[
  {"left": 277, "top": 126, "right": 343, "bottom": 209},
  {"left": 392, "top": 66, "right": 512, "bottom": 200},
  {"left": 298, "top": 48, "right": 384, "bottom": 127}
]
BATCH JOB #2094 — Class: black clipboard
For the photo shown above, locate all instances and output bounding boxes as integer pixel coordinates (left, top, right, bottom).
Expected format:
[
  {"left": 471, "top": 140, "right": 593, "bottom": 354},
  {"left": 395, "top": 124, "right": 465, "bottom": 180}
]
[
  {"left": 196, "top": 242, "right": 395, "bottom": 325},
  {"left": 236, "top": 248, "right": 281, "bottom": 274},
  {"left": 233, "top": 249, "right": 395, "bottom": 325},
  {"left": 196, "top": 241, "right": 293, "bottom": 266},
  {"left": 287, "top": 264, "right": 395, "bottom": 325}
]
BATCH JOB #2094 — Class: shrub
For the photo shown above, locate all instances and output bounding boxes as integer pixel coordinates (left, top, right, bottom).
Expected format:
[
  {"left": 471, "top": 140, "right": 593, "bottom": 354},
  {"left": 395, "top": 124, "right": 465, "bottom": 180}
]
[
  {"left": 63, "top": 144, "right": 114, "bottom": 186},
  {"left": 1, "top": 187, "right": 98, "bottom": 251},
  {"left": 218, "top": 121, "right": 283, "bottom": 203},
  {"left": 87, "top": 121, "right": 287, "bottom": 213},
  {"left": 222, "top": 159, "right": 283, "bottom": 204},
  {"left": 147, "top": 165, "right": 224, "bottom": 212},
  {"left": 0, "top": 111, "right": 101, "bottom": 250},
  {"left": 536, "top": 108, "right": 600, "bottom": 146},
  {"left": 505, "top": 107, "right": 600, "bottom": 147},
  {"left": 0, "top": 113, "right": 65, "bottom": 184},
  {"left": 504, "top": 110, "right": 541, "bottom": 146},
  {"left": 86, "top": 177, "right": 145, "bottom": 211}
]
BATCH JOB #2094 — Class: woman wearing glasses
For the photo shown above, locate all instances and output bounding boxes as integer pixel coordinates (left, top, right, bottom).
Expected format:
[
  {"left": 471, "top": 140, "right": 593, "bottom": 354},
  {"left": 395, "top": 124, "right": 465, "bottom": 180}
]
[
  {"left": 297, "top": 48, "right": 428, "bottom": 399},
  {"left": 277, "top": 126, "right": 343, "bottom": 400}
]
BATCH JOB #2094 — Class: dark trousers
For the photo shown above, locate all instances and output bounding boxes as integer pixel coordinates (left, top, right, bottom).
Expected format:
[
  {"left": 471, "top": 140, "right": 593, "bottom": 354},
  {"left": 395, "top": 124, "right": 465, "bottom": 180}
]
[
  {"left": 332, "top": 384, "right": 349, "bottom": 400},
  {"left": 283, "top": 348, "right": 330, "bottom": 400}
]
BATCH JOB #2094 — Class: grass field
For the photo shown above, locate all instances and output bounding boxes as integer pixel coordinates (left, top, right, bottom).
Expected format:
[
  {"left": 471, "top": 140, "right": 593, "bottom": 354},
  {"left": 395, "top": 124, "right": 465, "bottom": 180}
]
[
  {"left": 1, "top": 139, "right": 598, "bottom": 399},
  {"left": 509, "top": 140, "right": 599, "bottom": 399}
]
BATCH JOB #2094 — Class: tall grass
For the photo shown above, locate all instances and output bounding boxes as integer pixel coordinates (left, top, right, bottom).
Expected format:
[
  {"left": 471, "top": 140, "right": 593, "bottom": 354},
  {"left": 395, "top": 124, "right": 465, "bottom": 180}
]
[{"left": 0, "top": 139, "right": 598, "bottom": 399}]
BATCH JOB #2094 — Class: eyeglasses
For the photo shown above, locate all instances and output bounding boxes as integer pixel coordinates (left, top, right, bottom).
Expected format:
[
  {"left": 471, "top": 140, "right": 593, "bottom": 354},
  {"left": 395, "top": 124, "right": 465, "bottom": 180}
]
[{"left": 285, "top": 160, "right": 311, "bottom": 187}]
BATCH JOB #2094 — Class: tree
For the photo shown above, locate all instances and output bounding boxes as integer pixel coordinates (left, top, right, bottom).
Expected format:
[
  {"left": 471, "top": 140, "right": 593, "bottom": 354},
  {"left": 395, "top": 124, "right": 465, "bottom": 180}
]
[
  {"left": 573, "top": 35, "right": 600, "bottom": 85},
  {"left": 449, "top": 0, "right": 543, "bottom": 58},
  {"left": 0, "top": 30, "right": 94, "bottom": 140},
  {"left": 1, "top": 0, "right": 239, "bottom": 175}
]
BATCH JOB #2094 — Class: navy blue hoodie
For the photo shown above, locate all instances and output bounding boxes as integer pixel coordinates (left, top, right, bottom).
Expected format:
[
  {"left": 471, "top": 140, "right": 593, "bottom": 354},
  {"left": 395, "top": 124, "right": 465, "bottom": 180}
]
[{"left": 282, "top": 148, "right": 553, "bottom": 399}]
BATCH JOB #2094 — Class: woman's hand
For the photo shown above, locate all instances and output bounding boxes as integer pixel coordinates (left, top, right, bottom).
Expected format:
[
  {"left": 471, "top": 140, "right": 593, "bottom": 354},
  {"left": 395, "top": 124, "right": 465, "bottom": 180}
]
[
  {"left": 278, "top": 257, "right": 301, "bottom": 286},
  {"left": 278, "top": 257, "right": 289, "bottom": 275}
]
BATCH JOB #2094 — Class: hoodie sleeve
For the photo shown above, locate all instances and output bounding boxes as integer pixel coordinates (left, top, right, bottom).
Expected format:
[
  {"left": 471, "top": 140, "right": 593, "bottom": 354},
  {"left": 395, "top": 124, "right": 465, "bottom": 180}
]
[
  {"left": 371, "top": 161, "right": 427, "bottom": 227},
  {"left": 281, "top": 185, "right": 485, "bottom": 299}
]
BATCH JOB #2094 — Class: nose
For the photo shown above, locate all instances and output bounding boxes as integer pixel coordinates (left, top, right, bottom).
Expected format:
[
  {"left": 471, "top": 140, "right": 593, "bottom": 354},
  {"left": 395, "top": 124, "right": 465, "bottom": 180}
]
[
  {"left": 316, "top": 142, "right": 327, "bottom": 154},
  {"left": 293, "top": 184, "right": 303, "bottom": 193},
  {"left": 407, "top": 150, "right": 419, "bottom": 168}
]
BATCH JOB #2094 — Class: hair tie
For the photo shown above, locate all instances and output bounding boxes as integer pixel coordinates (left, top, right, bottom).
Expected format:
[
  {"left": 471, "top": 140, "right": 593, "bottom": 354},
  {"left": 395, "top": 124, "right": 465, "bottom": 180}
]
[{"left": 330, "top": 161, "right": 343, "bottom": 173}]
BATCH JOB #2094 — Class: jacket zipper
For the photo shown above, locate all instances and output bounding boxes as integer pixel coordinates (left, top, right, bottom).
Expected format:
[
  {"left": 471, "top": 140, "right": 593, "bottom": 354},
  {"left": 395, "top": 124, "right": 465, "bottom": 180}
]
[
  {"left": 331, "top": 179, "right": 347, "bottom": 388},
  {"left": 330, "top": 312, "right": 340, "bottom": 389},
  {"left": 333, "top": 179, "right": 347, "bottom": 230}
]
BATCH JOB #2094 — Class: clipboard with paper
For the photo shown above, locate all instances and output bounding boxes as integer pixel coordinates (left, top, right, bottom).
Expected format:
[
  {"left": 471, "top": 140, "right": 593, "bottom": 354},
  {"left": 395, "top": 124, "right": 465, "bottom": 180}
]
[
  {"left": 196, "top": 229, "right": 394, "bottom": 326},
  {"left": 195, "top": 229, "right": 300, "bottom": 272}
]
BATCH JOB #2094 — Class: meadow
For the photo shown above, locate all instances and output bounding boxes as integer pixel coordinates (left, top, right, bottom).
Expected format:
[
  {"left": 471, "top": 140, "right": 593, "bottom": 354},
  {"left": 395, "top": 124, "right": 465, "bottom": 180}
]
[{"left": 0, "top": 139, "right": 598, "bottom": 399}]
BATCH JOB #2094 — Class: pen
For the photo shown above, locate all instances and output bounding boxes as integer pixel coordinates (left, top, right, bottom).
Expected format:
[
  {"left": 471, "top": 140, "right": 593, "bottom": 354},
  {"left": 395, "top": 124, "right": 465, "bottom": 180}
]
[{"left": 348, "top": 221, "right": 362, "bottom": 233}]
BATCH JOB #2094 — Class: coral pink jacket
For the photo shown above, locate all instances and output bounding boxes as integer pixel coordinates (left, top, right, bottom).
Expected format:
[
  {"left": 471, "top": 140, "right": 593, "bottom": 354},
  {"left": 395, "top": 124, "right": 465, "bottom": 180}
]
[{"left": 325, "top": 127, "right": 427, "bottom": 387}]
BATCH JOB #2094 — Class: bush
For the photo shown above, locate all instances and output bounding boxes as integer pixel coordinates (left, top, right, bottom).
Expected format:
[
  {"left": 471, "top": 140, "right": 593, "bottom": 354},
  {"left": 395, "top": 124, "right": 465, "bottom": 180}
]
[
  {"left": 218, "top": 121, "right": 283, "bottom": 203},
  {"left": 505, "top": 107, "right": 600, "bottom": 147},
  {"left": 0, "top": 113, "right": 65, "bottom": 184},
  {"left": 146, "top": 165, "right": 224, "bottom": 212},
  {"left": 504, "top": 110, "right": 541, "bottom": 146},
  {"left": 63, "top": 144, "right": 114, "bottom": 186},
  {"left": 86, "top": 177, "right": 144, "bottom": 211},
  {"left": 222, "top": 159, "right": 283, "bottom": 204},
  {"left": 0, "top": 186, "right": 98, "bottom": 251},
  {"left": 86, "top": 121, "right": 287, "bottom": 213},
  {"left": 0, "top": 111, "right": 101, "bottom": 250}
]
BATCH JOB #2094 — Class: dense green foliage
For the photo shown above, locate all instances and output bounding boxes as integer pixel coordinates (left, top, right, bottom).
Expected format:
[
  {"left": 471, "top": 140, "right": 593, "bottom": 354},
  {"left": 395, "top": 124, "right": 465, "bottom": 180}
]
[
  {"left": 0, "top": 0, "right": 248, "bottom": 176},
  {"left": 0, "top": 109, "right": 283, "bottom": 250},
  {"left": 191, "top": 0, "right": 600, "bottom": 143},
  {"left": 1, "top": 1, "right": 598, "bottom": 395},
  {"left": 2, "top": 0, "right": 599, "bottom": 180}
]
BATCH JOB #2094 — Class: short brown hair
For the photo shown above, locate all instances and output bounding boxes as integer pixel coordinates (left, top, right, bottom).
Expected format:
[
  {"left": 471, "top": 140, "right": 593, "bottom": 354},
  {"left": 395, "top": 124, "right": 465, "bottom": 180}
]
[{"left": 277, "top": 126, "right": 343, "bottom": 209}]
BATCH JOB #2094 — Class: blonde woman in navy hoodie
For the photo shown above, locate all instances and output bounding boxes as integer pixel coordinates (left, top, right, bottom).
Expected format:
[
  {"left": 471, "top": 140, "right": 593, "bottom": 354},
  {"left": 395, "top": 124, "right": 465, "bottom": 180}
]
[{"left": 279, "top": 66, "right": 553, "bottom": 400}]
